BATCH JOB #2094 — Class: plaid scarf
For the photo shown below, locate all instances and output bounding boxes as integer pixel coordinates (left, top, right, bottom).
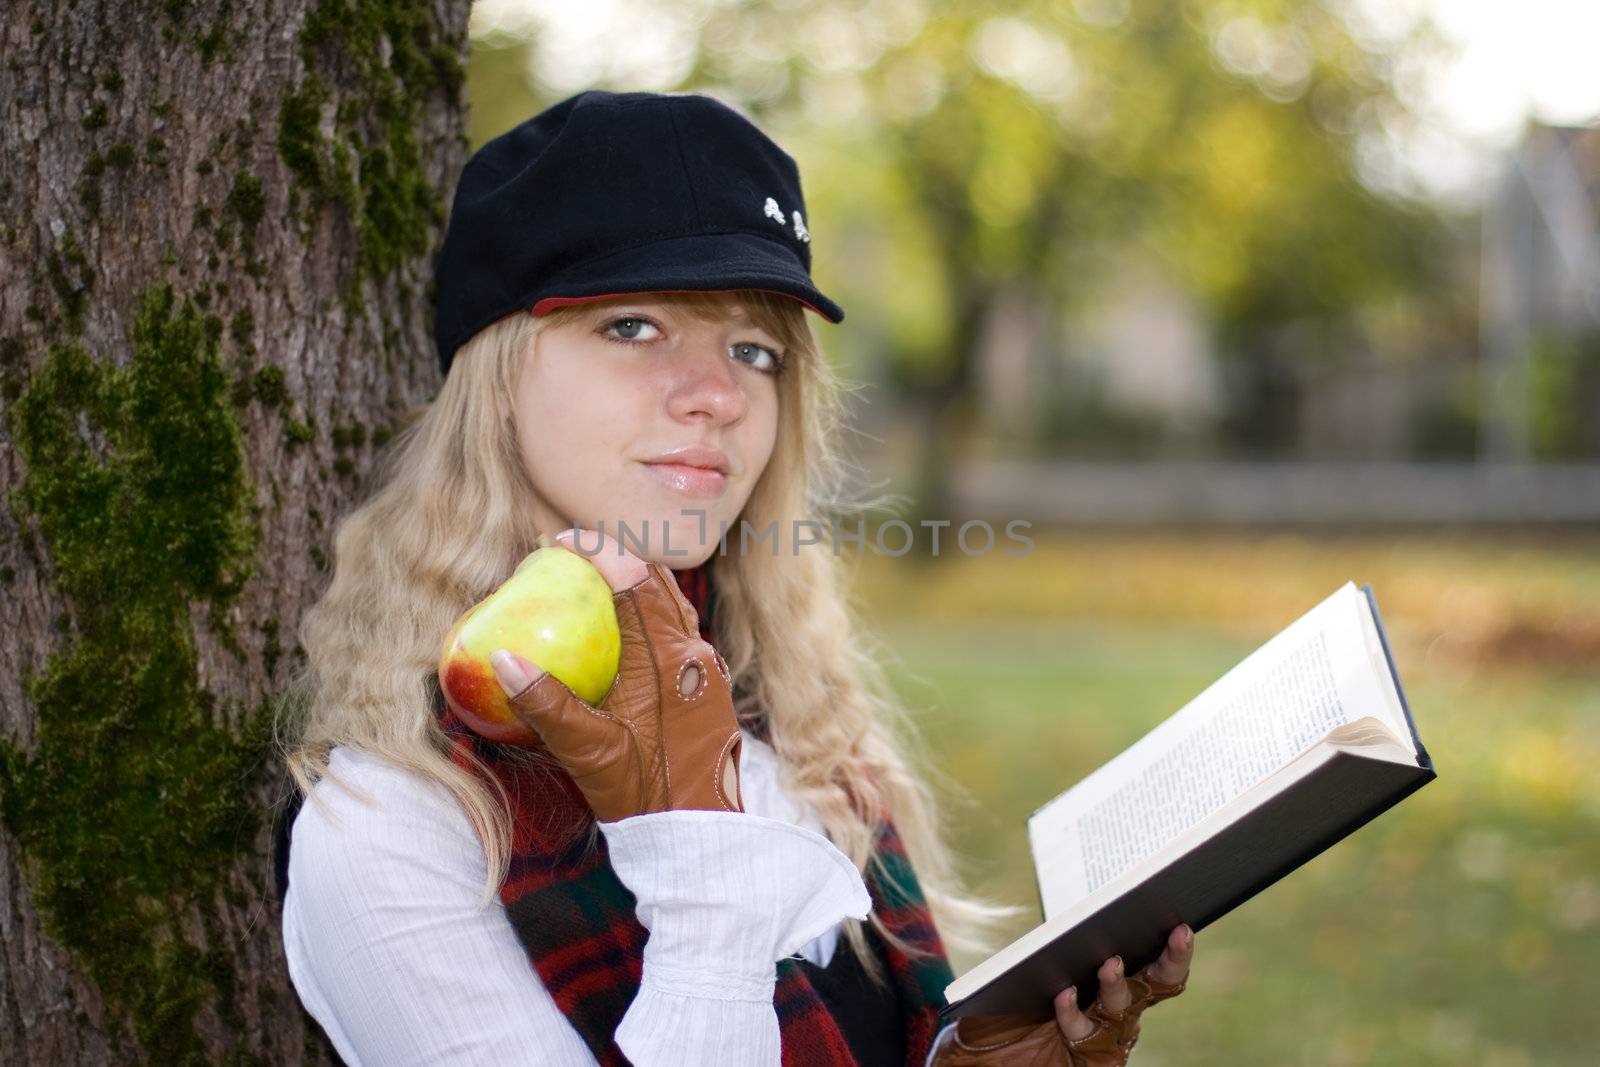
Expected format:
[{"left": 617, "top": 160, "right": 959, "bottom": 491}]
[{"left": 433, "top": 559, "right": 955, "bottom": 1066}]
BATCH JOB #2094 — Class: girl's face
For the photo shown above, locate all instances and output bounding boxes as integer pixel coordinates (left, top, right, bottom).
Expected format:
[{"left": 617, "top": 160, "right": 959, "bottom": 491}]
[{"left": 510, "top": 293, "right": 785, "bottom": 567}]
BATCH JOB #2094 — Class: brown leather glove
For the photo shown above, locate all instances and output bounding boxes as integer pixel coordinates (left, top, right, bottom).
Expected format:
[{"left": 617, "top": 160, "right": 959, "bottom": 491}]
[
  {"left": 934, "top": 963, "right": 1187, "bottom": 1066},
  {"left": 496, "top": 555, "right": 744, "bottom": 822}
]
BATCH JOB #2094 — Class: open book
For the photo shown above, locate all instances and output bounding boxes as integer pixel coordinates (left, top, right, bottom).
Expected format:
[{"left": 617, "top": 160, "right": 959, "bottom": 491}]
[{"left": 940, "top": 582, "right": 1435, "bottom": 1021}]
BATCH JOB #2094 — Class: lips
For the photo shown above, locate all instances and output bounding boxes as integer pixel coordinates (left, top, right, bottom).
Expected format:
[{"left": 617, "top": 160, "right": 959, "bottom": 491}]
[
  {"left": 641, "top": 461, "right": 728, "bottom": 499},
  {"left": 642, "top": 446, "right": 730, "bottom": 475}
]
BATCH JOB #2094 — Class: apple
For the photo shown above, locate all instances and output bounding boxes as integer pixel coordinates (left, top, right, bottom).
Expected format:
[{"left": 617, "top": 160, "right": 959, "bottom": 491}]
[{"left": 438, "top": 537, "right": 621, "bottom": 744}]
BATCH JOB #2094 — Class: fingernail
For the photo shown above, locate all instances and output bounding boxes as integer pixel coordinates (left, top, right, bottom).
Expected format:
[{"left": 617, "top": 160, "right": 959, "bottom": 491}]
[
  {"left": 491, "top": 649, "right": 531, "bottom": 695},
  {"left": 1066, "top": 988, "right": 1077, "bottom": 1005},
  {"left": 1180, "top": 926, "right": 1192, "bottom": 948},
  {"left": 555, "top": 529, "right": 575, "bottom": 545},
  {"left": 1113, "top": 956, "right": 1123, "bottom": 978}
]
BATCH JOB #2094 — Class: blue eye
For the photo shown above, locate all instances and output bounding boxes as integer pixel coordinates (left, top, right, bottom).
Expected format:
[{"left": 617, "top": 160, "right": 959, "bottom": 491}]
[
  {"left": 603, "top": 316, "right": 661, "bottom": 342},
  {"left": 729, "top": 341, "right": 784, "bottom": 374}
]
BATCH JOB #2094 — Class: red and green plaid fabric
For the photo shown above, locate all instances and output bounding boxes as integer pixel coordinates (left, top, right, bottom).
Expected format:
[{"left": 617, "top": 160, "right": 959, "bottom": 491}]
[{"left": 435, "top": 560, "right": 955, "bottom": 1065}]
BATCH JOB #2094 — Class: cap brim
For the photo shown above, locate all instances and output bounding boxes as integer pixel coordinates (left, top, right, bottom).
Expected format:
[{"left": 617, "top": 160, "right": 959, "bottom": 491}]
[{"left": 528, "top": 231, "right": 844, "bottom": 323}]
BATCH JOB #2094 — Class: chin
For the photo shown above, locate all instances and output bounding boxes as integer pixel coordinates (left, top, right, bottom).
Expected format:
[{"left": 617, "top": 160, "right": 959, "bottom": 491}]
[
  {"left": 590, "top": 510, "right": 721, "bottom": 566},
  {"left": 654, "top": 523, "right": 723, "bottom": 567}
]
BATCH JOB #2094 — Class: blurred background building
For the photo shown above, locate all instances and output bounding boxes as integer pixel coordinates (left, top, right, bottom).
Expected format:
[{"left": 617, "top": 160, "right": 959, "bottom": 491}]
[
  {"left": 463, "top": 0, "right": 1600, "bottom": 528},
  {"left": 1481, "top": 123, "right": 1600, "bottom": 461}
]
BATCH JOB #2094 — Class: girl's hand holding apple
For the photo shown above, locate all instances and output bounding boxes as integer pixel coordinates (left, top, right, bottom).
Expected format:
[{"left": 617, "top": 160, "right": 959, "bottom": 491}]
[
  {"left": 439, "top": 528, "right": 744, "bottom": 822},
  {"left": 438, "top": 531, "right": 625, "bottom": 738}
]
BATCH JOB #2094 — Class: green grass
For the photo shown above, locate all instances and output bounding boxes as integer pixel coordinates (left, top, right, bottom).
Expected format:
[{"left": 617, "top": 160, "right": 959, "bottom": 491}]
[{"left": 853, "top": 531, "right": 1600, "bottom": 1065}]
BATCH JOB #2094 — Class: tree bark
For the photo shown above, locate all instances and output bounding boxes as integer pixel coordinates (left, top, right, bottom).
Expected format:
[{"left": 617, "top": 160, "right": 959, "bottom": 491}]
[{"left": 0, "top": 1, "right": 470, "bottom": 1062}]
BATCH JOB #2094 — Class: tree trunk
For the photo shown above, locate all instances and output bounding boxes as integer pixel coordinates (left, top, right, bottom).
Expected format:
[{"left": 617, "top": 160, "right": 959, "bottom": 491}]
[
  {"left": 0, "top": 2, "right": 470, "bottom": 1062},
  {"left": 904, "top": 282, "right": 993, "bottom": 554}
]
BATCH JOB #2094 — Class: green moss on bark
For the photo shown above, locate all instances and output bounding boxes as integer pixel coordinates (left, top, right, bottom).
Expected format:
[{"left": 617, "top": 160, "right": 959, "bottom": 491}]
[
  {"left": 46, "top": 230, "right": 93, "bottom": 334},
  {"left": 0, "top": 284, "right": 271, "bottom": 1064},
  {"left": 226, "top": 173, "right": 266, "bottom": 231},
  {"left": 275, "top": 0, "right": 461, "bottom": 293},
  {"left": 250, "top": 364, "right": 288, "bottom": 408},
  {"left": 225, "top": 172, "right": 266, "bottom": 257}
]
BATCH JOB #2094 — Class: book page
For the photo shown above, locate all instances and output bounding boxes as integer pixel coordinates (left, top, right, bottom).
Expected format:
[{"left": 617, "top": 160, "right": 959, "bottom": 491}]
[
  {"left": 1355, "top": 588, "right": 1414, "bottom": 748},
  {"left": 1029, "top": 581, "right": 1400, "bottom": 919}
]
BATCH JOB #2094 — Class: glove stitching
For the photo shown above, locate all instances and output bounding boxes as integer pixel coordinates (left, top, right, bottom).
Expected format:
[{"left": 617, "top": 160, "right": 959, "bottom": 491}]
[
  {"left": 1130, "top": 969, "right": 1186, "bottom": 999},
  {"left": 510, "top": 677, "right": 629, "bottom": 729},
  {"left": 643, "top": 560, "right": 696, "bottom": 634},
  {"left": 662, "top": 562, "right": 697, "bottom": 633},
  {"left": 951, "top": 1031, "right": 1031, "bottom": 1053},
  {"left": 1065, "top": 1020, "right": 1108, "bottom": 1048},
  {"left": 637, "top": 585, "right": 673, "bottom": 811},
  {"left": 571, "top": 719, "right": 642, "bottom": 794},
  {"left": 1087, "top": 1002, "right": 1129, "bottom": 1024},
  {"left": 674, "top": 656, "right": 708, "bottom": 702},
  {"left": 711, "top": 730, "right": 739, "bottom": 811}
]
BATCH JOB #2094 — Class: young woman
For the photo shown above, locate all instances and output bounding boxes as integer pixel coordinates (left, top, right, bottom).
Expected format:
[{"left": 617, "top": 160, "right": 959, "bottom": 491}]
[{"left": 275, "top": 89, "right": 1194, "bottom": 1067}]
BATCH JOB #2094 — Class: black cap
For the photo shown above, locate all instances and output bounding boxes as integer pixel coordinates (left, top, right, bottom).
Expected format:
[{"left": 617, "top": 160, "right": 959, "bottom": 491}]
[{"left": 432, "top": 89, "right": 845, "bottom": 376}]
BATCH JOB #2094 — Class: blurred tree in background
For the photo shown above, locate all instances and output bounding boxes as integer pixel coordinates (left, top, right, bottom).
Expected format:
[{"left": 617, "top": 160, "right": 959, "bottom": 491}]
[{"left": 466, "top": 0, "right": 1463, "bottom": 515}]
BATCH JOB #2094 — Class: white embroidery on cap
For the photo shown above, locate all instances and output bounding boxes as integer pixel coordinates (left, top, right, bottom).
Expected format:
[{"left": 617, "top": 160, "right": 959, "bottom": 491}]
[
  {"left": 791, "top": 209, "right": 810, "bottom": 243},
  {"left": 763, "top": 197, "right": 785, "bottom": 225}
]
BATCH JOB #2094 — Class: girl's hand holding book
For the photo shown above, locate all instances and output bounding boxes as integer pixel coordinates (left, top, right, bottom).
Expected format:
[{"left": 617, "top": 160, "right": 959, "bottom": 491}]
[
  {"left": 935, "top": 924, "right": 1193, "bottom": 1066},
  {"left": 487, "top": 528, "right": 745, "bottom": 822}
]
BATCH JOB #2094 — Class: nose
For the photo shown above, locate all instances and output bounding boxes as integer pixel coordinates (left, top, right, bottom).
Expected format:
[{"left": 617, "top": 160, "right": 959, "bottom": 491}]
[{"left": 665, "top": 340, "right": 748, "bottom": 426}]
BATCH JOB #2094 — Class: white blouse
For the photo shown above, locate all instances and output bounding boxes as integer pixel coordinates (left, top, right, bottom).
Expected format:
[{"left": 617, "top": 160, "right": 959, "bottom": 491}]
[{"left": 282, "top": 729, "right": 960, "bottom": 1065}]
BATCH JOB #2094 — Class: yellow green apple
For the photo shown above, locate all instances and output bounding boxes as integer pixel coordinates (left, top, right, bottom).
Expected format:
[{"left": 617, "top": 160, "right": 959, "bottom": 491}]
[{"left": 438, "top": 539, "right": 621, "bottom": 744}]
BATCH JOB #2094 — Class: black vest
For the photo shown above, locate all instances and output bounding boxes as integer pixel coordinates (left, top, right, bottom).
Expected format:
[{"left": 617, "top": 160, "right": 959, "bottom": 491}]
[{"left": 795, "top": 919, "right": 908, "bottom": 1067}]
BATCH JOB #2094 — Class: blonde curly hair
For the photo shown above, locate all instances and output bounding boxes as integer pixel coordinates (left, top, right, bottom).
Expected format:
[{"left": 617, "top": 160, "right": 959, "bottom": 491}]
[{"left": 275, "top": 290, "right": 1022, "bottom": 986}]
